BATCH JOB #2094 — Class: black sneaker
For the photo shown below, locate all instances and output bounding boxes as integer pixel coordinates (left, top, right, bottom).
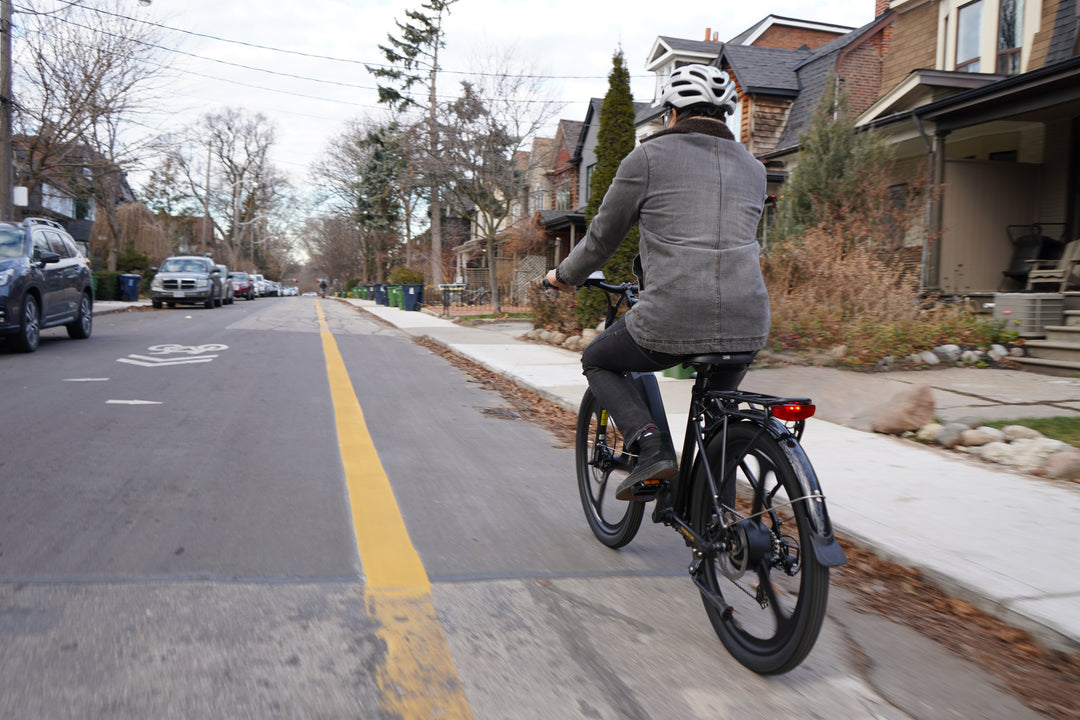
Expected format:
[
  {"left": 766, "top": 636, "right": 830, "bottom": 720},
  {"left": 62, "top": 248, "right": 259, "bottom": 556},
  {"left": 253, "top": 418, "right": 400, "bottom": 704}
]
[{"left": 616, "top": 434, "right": 677, "bottom": 501}]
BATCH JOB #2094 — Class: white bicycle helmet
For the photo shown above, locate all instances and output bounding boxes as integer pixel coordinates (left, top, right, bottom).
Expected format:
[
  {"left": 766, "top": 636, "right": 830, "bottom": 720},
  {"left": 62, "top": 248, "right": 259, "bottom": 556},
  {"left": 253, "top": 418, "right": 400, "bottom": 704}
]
[{"left": 659, "top": 64, "right": 737, "bottom": 115}]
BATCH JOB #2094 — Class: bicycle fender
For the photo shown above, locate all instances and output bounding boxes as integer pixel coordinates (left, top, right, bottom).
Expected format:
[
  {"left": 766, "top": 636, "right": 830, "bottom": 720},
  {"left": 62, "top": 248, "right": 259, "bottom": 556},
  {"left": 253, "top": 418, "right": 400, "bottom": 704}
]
[{"left": 764, "top": 419, "right": 847, "bottom": 568}]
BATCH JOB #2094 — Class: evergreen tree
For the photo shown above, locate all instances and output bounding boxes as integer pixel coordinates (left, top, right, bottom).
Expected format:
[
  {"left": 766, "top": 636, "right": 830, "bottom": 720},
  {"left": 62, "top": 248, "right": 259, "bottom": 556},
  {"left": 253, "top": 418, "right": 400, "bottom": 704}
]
[
  {"left": 577, "top": 49, "right": 640, "bottom": 328},
  {"left": 366, "top": 0, "right": 459, "bottom": 285}
]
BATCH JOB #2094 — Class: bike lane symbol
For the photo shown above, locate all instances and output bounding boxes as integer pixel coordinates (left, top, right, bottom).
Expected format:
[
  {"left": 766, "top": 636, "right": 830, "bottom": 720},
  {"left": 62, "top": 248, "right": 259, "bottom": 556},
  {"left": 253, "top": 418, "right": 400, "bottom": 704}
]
[{"left": 117, "top": 343, "right": 229, "bottom": 367}]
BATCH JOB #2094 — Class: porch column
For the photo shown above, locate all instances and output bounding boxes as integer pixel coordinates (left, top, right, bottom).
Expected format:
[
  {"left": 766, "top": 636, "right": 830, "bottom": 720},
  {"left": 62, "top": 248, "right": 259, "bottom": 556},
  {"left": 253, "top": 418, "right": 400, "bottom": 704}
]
[
  {"left": 924, "top": 130, "right": 948, "bottom": 292},
  {"left": 570, "top": 224, "right": 577, "bottom": 252}
]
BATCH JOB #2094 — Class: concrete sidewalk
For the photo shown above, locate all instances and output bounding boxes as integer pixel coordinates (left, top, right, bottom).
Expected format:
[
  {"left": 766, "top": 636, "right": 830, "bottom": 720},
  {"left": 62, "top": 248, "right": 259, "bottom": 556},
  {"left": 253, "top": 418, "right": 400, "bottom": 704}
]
[{"left": 345, "top": 298, "right": 1080, "bottom": 654}]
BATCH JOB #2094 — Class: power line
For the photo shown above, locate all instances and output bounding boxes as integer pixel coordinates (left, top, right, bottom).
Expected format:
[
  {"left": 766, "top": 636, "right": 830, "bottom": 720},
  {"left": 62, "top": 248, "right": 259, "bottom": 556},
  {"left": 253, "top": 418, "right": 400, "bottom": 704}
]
[{"left": 25, "top": 0, "right": 655, "bottom": 81}]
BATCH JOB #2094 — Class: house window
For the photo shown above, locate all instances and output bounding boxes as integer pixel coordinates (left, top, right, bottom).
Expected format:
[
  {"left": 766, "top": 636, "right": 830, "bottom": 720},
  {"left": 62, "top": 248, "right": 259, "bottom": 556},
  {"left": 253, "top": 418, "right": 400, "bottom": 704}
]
[
  {"left": 996, "top": 0, "right": 1023, "bottom": 75},
  {"left": 956, "top": 0, "right": 983, "bottom": 72},
  {"left": 726, "top": 98, "right": 742, "bottom": 144},
  {"left": 556, "top": 187, "right": 571, "bottom": 210},
  {"left": 584, "top": 164, "right": 595, "bottom": 204}
]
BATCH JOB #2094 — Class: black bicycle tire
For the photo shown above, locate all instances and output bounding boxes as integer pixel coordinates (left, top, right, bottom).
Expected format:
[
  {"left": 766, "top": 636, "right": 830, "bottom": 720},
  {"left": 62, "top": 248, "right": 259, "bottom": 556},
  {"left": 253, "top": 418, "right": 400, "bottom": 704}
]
[
  {"left": 575, "top": 389, "right": 645, "bottom": 548},
  {"left": 691, "top": 421, "right": 830, "bottom": 674}
]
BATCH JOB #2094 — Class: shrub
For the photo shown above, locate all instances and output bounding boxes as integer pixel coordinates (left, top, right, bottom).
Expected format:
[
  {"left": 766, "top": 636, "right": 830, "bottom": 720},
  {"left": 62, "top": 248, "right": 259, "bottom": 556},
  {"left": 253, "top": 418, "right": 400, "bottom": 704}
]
[
  {"left": 93, "top": 271, "right": 120, "bottom": 301},
  {"left": 388, "top": 266, "right": 425, "bottom": 284},
  {"left": 528, "top": 283, "right": 578, "bottom": 333}
]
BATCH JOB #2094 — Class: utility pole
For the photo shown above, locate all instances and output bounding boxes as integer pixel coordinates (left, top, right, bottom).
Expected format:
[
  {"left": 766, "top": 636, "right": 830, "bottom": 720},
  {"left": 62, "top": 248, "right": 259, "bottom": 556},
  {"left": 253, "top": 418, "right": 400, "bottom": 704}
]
[
  {"left": 201, "top": 142, "right": 211, "bottom": 253},
  {"left": 1, "top": 0, "right": 13, "bottom": 218}
]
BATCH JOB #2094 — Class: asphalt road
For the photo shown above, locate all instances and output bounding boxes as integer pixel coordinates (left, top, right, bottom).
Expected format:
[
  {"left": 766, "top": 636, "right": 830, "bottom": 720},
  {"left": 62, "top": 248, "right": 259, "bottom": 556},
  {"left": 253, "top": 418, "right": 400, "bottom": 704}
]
[{"left": 0, "top": 298, "right": 1045, "bottom": 719}]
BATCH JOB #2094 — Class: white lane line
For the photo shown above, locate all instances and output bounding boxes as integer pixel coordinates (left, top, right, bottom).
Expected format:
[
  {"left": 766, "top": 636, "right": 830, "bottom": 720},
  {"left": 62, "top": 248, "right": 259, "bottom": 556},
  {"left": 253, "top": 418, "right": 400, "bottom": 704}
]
[
  {"left": 106, "top": 400, "right": 163, "bottom": 405},
  {"left": 63, "top": 378, "right": 110, "bottom": 382}
]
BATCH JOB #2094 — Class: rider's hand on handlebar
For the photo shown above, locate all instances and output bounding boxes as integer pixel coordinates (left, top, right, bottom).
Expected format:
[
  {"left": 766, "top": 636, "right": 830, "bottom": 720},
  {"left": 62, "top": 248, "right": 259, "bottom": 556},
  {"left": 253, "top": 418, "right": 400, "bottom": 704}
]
[{"left": 543, "top": 268, "right": 574, "bottom": 292}]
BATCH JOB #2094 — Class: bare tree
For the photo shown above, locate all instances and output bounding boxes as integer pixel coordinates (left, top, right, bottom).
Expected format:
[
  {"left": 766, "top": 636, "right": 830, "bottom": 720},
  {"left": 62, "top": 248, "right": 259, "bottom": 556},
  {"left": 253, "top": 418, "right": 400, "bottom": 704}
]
[
  {"left": 367, "top": 0, "right": 459, "bottom": 286},
  {"left": 13, "top": 0, "right": 169, "bottom": 269},
  {"left": 311, "top": 117, "right": 424, "bottom": 282},
  {"left": 151, "top": 108, "right": 286, "bottom": 270},
  {"left": 436, "top": 55, "right": 562, "bottom": 312}
]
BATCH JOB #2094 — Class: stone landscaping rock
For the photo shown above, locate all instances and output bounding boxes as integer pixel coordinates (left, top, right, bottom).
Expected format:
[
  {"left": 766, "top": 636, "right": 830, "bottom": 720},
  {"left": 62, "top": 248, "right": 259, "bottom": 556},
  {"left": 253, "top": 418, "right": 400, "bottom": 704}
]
[
  {"left": 959, "top": 428, "right": 997, "bottom": 446},
  {"left": 959, "top": 350, "right": 982, "bottom": 365},
  {"left": 871, "top": 384, "right": 936, "bottom": 435},
  {"left": 935, "top": 422, "right": 971, "bottom": 449},
  {"left": 1042, "top": 448, "right": 1080, "bottom": 481},
  {"left": 549, "top": 331, "right": 567, "bottom": 345},
  {"left": 916, "top": 422, "right": 943, "bottom": 442},
  {"left": 933, "top": 344, "right": 961, "bottom": 364},
  {"left": 918, "top": 351, "right": 940, "bottom": 365},
  {"left": 1001, "top": 424, "right": 1044, "bottom": 442}
]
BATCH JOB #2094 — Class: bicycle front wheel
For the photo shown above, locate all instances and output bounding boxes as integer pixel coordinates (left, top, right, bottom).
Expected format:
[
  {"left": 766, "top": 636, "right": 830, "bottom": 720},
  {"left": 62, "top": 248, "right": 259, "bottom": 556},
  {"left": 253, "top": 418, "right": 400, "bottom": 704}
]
[
  {"left": 575, "top": 389, "right": 644, "bottom": 548},
  {"left": 691, "top": 421, "right": 829, "bottom": 674}
]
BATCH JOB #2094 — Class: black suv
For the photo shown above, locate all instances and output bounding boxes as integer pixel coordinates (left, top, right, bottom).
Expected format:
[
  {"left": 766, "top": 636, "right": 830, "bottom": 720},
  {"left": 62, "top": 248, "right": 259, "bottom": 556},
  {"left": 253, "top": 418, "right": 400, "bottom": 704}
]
[
  {"left": 0, "top": 217, "right": 94, "bottom": 352},
  {"left": 149, "top": 255, "right": 223, "bottom": 309}
]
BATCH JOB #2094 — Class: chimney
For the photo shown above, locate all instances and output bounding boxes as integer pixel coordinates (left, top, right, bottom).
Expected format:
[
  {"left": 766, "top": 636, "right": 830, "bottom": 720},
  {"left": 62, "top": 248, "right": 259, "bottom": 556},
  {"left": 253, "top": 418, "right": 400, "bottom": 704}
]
[
  {"left": 875, "top": 0, "right": 890, "bottom": 17},
  {"left": 705, "top": 27, "right": 712, "bottom": 41}
]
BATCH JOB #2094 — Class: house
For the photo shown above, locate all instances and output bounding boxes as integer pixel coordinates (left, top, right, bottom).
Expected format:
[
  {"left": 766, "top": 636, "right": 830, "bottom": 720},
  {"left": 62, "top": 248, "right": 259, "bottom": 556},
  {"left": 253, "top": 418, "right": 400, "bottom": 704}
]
[{"left": 854, "top": 0, "right": 1080, "bottom": 299}]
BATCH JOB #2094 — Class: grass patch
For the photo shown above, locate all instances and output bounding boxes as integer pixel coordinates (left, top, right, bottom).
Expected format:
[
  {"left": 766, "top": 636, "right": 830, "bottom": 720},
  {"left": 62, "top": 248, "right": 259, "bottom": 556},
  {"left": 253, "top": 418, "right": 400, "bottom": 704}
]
[{"left": 982, "top": 418, "right": 1080, "bottom": 449}]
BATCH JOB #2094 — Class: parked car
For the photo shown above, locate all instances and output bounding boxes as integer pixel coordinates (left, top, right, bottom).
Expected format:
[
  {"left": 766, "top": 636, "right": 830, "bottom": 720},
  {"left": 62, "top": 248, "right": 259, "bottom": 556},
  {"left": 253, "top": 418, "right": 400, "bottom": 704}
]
[
  {"left": 0, "top": 217, "right": 93, "bottom": 352},
  {"left": 229, "top": 270, "right": 255, "bottom": 300},
  {"left": 251, "top": 273, "right": 267, "bottom": 297},
  {"left": 215, "top": 264, "right": 234, "bottom": 304},
  {"left": 149, "top": 255, "right": 223, "bottom": 309}
]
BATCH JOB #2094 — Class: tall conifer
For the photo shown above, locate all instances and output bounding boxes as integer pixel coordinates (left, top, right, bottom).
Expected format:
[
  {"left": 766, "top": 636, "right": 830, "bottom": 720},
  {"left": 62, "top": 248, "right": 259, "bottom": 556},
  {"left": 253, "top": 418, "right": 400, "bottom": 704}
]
[{"left": 577, "top": 49, "right": 640, "bottom": 327}]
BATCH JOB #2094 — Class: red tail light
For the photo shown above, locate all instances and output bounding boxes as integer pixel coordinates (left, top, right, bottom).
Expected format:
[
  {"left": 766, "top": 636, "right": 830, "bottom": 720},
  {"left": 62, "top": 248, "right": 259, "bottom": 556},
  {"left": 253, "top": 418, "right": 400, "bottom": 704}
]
[{"left": 771, "top": 402, "right": 815, "bottom": 422}]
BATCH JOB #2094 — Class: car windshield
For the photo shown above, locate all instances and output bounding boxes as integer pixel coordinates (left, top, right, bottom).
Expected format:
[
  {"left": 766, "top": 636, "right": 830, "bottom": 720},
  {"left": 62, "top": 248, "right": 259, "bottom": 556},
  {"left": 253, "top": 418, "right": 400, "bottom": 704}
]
[
  {"left": 160, "top": 258, "right": 208, "bottom": 273},
  {"left": 0, "top": 229, "right": 26, "bottom": 259}
]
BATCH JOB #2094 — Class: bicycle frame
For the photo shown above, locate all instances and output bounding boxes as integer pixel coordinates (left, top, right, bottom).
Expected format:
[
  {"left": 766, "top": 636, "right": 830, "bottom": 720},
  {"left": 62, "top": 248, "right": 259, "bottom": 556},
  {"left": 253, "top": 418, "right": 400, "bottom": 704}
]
[{"left": 637, "top": 369, "right": 846, "bottom": 569}]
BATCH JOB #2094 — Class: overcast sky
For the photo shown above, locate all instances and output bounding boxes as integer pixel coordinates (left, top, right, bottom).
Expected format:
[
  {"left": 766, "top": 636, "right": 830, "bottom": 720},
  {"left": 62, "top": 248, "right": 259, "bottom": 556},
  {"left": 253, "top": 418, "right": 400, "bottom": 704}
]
[{"left": 117, "top": 0, "right": 875, "bottom": 190}]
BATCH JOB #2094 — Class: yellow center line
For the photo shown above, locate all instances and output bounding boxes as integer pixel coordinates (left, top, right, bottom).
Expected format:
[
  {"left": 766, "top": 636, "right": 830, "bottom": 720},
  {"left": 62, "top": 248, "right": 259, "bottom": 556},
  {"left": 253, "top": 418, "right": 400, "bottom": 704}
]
[{"left": 316, "top": 300, "right": 473, "bottom": 719}]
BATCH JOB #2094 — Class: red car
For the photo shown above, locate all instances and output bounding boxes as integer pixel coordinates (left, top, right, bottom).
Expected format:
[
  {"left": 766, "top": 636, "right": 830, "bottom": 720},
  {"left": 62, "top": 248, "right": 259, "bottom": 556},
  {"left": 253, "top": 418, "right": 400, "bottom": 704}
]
[{"left": 229, "top": 271, "right": 256, "bottom": 300}]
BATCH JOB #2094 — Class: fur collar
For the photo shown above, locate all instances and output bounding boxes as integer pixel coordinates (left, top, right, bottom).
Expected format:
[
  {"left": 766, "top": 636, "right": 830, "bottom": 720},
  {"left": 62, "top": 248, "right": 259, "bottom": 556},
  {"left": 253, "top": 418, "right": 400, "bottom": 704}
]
[{"left": 643, "top": 116, "right": 735, "bottom": 143}]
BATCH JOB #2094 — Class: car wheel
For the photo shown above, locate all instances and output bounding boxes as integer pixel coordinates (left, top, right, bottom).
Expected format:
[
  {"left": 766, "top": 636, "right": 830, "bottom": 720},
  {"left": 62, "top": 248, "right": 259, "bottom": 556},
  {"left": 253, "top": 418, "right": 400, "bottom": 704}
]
[
  {"left": 66, "top": 291, "right": 93, "bottom": 339},
  {"left": 152, "top": 299, "right": 162, "bottom": 309},
  {"left": 14, "top": 293, "right": 40, "bottom": 353},
  {"left": 205, "top": 293, "right": 215, "bottom": 309}
]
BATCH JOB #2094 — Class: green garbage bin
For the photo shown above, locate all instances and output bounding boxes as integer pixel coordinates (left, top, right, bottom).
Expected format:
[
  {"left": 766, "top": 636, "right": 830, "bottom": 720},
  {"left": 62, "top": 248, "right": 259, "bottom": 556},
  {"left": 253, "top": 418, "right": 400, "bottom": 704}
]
[
  {"left": 388, "top": 285, "right": 403, "bottom": 309},
  {"left": 662, "top": 364, "right": 695, "bottom": 379}
]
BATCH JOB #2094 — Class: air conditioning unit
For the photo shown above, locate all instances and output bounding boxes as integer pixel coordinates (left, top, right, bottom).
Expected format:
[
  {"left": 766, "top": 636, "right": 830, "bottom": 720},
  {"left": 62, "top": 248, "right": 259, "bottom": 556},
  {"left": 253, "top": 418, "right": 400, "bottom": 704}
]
[{"left": 992, "top": 293, "right": 1065, "bottom": 337}]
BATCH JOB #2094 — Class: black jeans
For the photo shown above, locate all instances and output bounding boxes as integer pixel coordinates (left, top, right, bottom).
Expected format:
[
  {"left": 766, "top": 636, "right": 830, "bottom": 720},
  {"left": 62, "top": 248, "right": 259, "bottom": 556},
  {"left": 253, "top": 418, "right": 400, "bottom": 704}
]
[{"left": 581, "top": 315, "right": 746, "bottom": 445}]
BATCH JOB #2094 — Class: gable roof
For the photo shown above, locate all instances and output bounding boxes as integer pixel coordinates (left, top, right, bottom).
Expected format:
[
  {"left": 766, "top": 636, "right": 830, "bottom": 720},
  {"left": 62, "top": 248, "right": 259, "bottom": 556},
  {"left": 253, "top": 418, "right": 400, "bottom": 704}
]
[
  {"left": 722, "top": 45, "right": 811, "bottom": 95},
  {"left": 774, "top": 14, "right": 898, "bottom": 150},
  {"left": 728, "top": 14, "right": 855, "bottom": 47},
  {"left": 646, "top": 36, "right": 721, "bottom": 71}
]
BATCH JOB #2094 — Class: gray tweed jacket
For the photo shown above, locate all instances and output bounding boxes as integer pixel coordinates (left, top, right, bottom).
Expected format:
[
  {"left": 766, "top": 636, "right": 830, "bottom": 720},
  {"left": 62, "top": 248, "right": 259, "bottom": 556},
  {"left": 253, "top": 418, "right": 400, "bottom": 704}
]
[{"left": 556, "top": 117, "right": 770, "bottom": 354}]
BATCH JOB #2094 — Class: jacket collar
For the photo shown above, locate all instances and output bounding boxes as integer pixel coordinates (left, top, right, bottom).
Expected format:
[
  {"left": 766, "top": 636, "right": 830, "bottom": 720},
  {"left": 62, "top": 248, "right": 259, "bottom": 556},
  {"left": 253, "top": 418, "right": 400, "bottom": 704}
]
[{"left": 643, "top": 116, "right": 735, "bottom": 143}]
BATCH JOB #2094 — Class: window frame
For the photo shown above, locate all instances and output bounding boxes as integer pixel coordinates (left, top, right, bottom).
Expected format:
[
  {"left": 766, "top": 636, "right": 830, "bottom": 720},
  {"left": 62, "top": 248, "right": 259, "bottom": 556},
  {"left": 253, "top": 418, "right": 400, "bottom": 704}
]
[{"left": 955, "top": 0, "right": 985, "bottom": 72}]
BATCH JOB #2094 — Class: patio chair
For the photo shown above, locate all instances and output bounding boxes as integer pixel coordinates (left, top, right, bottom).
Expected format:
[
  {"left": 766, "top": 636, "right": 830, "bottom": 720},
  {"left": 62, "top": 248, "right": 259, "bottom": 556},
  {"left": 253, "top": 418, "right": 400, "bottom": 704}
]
[
  {"left": 1026, "top": 237, "right": 1080, "bottom": 291},
  {"left": 1001, "top": 224, "right": 1064, "bottom": 289}
]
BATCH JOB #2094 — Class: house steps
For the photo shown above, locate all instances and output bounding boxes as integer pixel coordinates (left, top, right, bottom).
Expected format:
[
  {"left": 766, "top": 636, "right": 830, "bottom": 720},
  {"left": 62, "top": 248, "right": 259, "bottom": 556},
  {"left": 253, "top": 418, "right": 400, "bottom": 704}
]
[{"left": 1019, "top": 328, "right": 1080, "bottom": 374}]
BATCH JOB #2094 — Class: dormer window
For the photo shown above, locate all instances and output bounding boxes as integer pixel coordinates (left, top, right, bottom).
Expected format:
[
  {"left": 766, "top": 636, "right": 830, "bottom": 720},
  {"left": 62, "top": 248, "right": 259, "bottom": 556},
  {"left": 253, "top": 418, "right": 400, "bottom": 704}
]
[
  {"left": 956, "top": 0, "right": 984, "bottom": 72},
  {"left": 996, "top": 0, "right": 1023, "bottom": 74}
]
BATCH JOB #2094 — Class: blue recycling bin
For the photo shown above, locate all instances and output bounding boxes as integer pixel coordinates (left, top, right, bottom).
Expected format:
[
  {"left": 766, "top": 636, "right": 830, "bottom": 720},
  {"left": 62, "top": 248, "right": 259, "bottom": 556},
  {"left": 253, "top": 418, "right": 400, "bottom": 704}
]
[
  {"left": 373, "top": 283, "right": 388, "bottom": 306},
  {"left": 402, "top": 284, "right": 424, "bottom": 311},
  {"left": 118, "top": 273, "right": 141, "bottom": 301}
]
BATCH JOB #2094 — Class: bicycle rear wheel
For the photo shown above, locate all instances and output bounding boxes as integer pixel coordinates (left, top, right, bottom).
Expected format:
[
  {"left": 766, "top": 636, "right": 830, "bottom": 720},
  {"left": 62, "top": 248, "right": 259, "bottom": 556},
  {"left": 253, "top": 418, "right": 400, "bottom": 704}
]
[
  {"left": 575, "top": 389, "right": 645, "bottom": 548},
  {"left": 691, "top": 421, "right": 829, "bottom": 674}
]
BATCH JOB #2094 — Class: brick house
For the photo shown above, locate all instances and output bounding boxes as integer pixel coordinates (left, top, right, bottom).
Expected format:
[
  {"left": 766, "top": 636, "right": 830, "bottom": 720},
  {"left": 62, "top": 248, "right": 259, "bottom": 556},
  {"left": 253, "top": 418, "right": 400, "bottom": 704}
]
[{"left": 857, "top": 0, "right": 1080, "bottom": 296}]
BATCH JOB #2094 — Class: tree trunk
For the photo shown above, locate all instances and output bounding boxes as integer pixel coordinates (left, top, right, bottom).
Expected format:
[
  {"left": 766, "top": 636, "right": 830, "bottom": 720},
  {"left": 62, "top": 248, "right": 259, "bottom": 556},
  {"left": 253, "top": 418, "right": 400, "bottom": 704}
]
[{"left": 487, "top": 235, "right": 500, "bottom": 314}]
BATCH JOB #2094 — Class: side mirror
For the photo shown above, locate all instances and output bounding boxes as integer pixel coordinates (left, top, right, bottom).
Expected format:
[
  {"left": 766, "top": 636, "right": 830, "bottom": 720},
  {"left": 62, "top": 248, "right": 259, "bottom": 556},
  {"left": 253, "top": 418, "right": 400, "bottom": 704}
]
[{"left": 38, "top": 251, "right": 61, "bottom": 266}]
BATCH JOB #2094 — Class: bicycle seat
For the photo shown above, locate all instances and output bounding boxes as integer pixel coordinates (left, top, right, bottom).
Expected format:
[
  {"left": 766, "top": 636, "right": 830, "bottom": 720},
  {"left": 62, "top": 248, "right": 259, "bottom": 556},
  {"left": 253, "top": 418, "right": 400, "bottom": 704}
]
[{"left": 685, "top": 352, "right": 757, "bottom": 371}]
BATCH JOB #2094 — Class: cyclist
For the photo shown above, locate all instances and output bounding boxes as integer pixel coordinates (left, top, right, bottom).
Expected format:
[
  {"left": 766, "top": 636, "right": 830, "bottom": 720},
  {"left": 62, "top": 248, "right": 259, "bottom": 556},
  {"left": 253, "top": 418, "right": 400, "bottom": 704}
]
[
  {"left": 320, "top": 279, "right": 328, "bottom": 298},
  {"left": 545, "top": 64, "right": 770, "bottom": 502}
]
